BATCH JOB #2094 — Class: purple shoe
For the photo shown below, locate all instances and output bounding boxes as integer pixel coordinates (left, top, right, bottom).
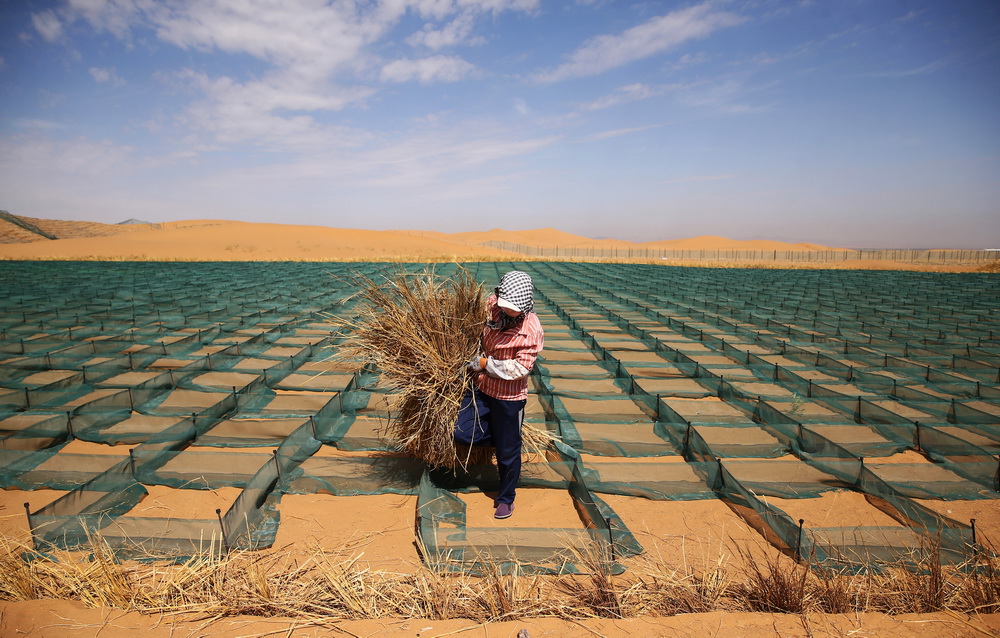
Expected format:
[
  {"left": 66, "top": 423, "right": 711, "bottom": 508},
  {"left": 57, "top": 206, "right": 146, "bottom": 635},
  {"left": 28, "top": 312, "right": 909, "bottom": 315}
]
[{"left": 494, "top": 502, "right": 514, "bottom": 519}]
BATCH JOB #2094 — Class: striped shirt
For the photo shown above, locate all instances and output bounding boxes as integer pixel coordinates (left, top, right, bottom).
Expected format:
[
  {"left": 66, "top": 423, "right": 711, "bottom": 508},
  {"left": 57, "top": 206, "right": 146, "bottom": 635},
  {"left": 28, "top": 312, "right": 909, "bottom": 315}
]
[{"left": 475, "top": 295, "right": 544, "bottom": 401}]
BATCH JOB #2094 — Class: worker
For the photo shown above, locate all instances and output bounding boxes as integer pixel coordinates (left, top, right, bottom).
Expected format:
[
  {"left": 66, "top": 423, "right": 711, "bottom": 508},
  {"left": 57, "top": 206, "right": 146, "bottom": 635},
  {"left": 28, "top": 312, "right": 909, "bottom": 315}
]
[{"left": 455, "top": 270, "right": 544, "bottom": 519}]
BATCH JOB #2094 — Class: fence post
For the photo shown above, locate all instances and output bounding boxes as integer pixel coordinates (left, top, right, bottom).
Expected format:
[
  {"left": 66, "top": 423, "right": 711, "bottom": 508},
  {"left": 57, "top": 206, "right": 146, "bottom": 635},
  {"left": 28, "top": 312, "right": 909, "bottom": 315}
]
[
  {"left": 216, "top": 508, "right": 231, "bottom": 553},
  {"left": 795, "top": 518, "right": 805, "bottom": 562},
  {"left": 23, "top": 503, "right": 36, "bottom": 550},
  {"left": 605, "top": 516, "right": 616, "bottom": 564}
]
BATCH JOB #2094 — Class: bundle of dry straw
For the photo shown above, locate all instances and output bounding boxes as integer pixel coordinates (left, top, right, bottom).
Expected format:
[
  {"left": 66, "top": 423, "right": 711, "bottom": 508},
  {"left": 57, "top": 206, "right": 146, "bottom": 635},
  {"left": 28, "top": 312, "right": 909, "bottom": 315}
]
[{"left": 336, "top": 268, "right": 553, "bottom": 470}]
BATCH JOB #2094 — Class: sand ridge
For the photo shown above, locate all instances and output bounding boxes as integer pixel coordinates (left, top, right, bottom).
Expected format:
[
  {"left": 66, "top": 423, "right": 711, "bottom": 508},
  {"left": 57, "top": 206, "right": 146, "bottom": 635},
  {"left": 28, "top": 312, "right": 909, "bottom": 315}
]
[{"left": 0, "top": 215, "right": 847, "bottom": 261}]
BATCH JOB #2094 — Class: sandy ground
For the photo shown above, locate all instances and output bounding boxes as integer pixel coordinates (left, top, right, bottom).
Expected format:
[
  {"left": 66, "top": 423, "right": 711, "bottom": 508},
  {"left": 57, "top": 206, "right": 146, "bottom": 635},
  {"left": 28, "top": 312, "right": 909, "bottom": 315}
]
[
  {"left": 273, "top": 492, "right": 422, "bottom": 572},
  {"left": 0, "top": 599, "right": 996, "bottom": 637},
  {"left": 0, "top": 221, "right": 997, "bottom": 634}
]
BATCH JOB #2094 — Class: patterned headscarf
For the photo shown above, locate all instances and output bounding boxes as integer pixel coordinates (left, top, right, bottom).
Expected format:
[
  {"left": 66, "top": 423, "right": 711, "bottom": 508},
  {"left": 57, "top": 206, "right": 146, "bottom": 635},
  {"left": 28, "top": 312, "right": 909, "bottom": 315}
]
[{"left": 487, "top": 270, "right": 534, "bottom": 331}]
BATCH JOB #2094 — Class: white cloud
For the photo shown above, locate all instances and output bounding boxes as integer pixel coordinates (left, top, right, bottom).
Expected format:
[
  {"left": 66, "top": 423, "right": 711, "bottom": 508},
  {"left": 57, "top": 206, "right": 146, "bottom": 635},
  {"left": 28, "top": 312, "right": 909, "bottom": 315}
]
[
  {"left": 146, "top": 1, "right": 533, "bottom": 74},
  {"left": 67, "top": 0, "right": 143, "bottom": 39},
  {"left": 380, "top": 55, "right": 476, "bottom": 83},
  {"left": 0, "top": 134, "right": 133, "bottom": 179},
  {"left": 533, "top": 2, "right": 745, "bottom": 83},
  {"left": 582, "top": 83, "right": 661, "bottom": 111},
  {"left": 676, "top": 78, "right": 773, "bottom": 114},
  {"left": 230, "top": 122, "right": 557, "bottom": 187},
  {"left": 583, "top": 77, "right": 773, "bottom": 116},
  {"left": 407, "top": 13, "right": 482, "bottom": 49},
  {"left": 864, "top": 56, "right": 954, "bottom": 78},
  {"left": 32, "top": 10, "right": 63, "bottom": 42},
  {"left": 402, "top": 1, "right": 539, "bottom": 50},
  {"left": 89, "top": 66, "right": 126, "bottom": 85},
  {"left": 895, "top": 9, "right": 924, "bottom": 23},
  {"left": 662, "top": 173, "right": 736, "bottom": 185},
  {"left": 46, "top": 0, "right": 536, "bottom": 154},
  {"left": 585, "top": 124, "right": 663, "bottom": 141},
  {"left": 13, "top": 119, "right": 65, "bottom": 131},
  {"left": 150, "top": 1, "right": 371, "bottom": 79},
  {"left": 350, "top": 130, "right": 559, "bottom": 189},
  {"left": 670, "top": 52, "right": 710, "bottom": 70},
  {"left": 184, "top": 70, "right": 371, "bottom": 114},
  {"left": 178, "top": 70, "right": 374, "bottom": 151}
]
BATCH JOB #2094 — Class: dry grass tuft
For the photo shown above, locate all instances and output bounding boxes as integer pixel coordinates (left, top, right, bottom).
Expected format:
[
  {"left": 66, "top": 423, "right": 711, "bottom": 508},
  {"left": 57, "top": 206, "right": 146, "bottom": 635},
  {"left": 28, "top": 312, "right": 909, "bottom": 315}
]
[
  {"left": 332, "top": 267, "right": 555, "bottom": 470},
  {"left": 557, "top": 543, "right": 627, "bottom": 618},
  {"left": 1, "top": 532, "right": 999, "bottom": 621},
  {"left": 731, "top": 543, "right": 812, "bottom": 613}
]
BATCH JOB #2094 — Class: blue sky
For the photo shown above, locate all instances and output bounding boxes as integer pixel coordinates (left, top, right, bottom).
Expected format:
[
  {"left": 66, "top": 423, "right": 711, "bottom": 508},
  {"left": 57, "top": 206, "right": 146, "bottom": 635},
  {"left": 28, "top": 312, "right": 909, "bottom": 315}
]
[{"left": 1, "top": 0, "right": 998, "bottom": 248}]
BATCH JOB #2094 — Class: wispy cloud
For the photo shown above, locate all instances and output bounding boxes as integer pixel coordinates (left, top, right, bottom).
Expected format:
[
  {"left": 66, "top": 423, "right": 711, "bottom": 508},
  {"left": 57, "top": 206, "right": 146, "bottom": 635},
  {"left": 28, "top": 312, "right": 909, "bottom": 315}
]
[
  {"left": 13, "top": 119, "right": 65, "bottom": 131},
  {"left": 31, "top": 10, "right": 63, "bottom": 42},
  {"left": 663, "top": 173, "right": 736, "bottom": 185},
  {"left": 407, "top": 13, "right": 483, "bottom": 50},
  {"left": 357, "top": 131, "right": 559, "bottom": 187},
  {"left": 581, "top": 83, "right": 662, "bottom": 111},
  {"left": 178, "top": 70, "right": 374, "bottom": 151},
  {"left": 193, "top": 125, "right": 560, "bottom": 196},
  {"left": 532, "top": 2, "right": 745, "bottom": 83},
  {"left": 864, "top": 56, "right": 955, "bottom": 78},
  {"left": 895, "top": 9, "right": 925, "bottom": 23},
  {"left": 675, "top": 78, "right": 775, "bottom": 114},
  {"left": 0, "top": 134, "right": 134, "bottom": 178},
  {"left": 65, "top": 0, "right": 141, "bottom": 39},
  {"left": 584, "top": 124, "right": 663, "bottom": 141},
  {"left": 50, "top": 0, "right": 535, "bottom": 154},
  {"left": 89, "top": 67, "right": 126, "bottom": 86},
  {"left": 581, "top": 76, "right": 771, "bottom": 115},
  {"left": 380, "top": 56, "right": 476, "bottom": 83}
]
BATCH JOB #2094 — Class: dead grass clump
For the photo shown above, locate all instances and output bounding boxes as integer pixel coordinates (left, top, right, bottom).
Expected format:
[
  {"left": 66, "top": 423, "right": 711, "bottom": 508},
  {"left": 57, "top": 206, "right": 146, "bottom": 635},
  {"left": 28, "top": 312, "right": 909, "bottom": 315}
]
[
  {"left": 856, "top": 542, "right": 1000, "bottom": 615},
  {"left": 3, "top": 531, "right": 999, "bottom": 621},
  {"left": 0, "top": 536, "right": 40, "bottom": 601},
  {"left": 334, "top": 268, "right": 484, "bottom": 469},
  {"left": 731, "top": 544, "right": 812, "bottom": 613},
  {"left": 557, "top": 544, "right": 627, "bottom": 618},
  {"left": 623, "top": 555, "right": 727, "bottom": 615},
  {"left": 951, "top": 550, "right": 1000, "bottom": 614}
]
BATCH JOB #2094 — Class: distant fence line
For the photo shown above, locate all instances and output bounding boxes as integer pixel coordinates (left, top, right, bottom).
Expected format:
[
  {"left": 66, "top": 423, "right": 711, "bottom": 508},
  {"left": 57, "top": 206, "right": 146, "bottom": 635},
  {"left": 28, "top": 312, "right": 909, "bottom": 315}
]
[{"left": 481, "top": 241, "right": 1000, "bottom": 264}]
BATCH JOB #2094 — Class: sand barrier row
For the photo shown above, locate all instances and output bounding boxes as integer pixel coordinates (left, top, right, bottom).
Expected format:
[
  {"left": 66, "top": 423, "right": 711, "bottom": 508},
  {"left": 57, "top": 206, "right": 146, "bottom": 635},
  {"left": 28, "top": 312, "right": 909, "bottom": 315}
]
[{"left": 0, "top": 261, "right": 998, "bottom": 573}]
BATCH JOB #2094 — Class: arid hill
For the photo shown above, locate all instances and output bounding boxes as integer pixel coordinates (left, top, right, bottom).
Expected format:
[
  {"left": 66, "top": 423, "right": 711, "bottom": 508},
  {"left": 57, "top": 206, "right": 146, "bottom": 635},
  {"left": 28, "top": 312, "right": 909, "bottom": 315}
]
[
  {"left": 0, "top": 211, "right": 152, "bottom": 243},
  {"left": 0, "top": 212, "right": 840, "bottom": 261}
]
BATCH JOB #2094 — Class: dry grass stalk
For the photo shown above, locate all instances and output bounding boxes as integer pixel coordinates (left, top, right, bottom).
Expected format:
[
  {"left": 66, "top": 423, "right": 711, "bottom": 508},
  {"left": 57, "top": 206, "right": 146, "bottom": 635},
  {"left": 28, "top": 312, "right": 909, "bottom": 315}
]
[
  {"left": 333, "top": 267, "right": 555, "bottom": 470},
  {"left": 624, "top": 554, "right": 730, "bottom": 615},
  {"left": 3, "top": 531, "right": 999, "bottom": 621},
  {"left": 556, "top": 541, "right": 629, "bottom": 618},
  {"left": 0, "top": 535, "right": 39, "bottom": 601},
  {"left": 951, "top": 542, "right": 1000, "bottom": 614},
  {"left": 729, "top": 542, "right": 813, "bottom": 614}
]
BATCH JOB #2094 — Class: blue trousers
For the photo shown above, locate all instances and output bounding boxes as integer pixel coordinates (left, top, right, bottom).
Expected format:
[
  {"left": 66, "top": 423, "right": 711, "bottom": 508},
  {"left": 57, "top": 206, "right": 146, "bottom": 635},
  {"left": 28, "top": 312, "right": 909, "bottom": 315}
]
[{"left": 454, "top": 389, "right": 525, "bottom": 505}]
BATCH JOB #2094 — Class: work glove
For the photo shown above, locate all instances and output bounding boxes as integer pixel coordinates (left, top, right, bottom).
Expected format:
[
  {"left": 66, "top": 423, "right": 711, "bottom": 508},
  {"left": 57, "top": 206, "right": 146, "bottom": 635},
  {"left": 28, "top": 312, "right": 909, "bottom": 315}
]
[{"left": 467, "top": 356, "right": 486, "bottom": 372}]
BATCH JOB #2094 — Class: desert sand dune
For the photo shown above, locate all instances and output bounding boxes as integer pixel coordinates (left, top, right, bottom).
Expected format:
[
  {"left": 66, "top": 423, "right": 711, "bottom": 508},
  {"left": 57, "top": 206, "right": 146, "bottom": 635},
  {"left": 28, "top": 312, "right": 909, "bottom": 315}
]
[
  {"left": 0, "top": 219, "right": 509, "bottom": 261},
  {"left": 0, "top": 214, "right": 838, "bottom": 261},
  {"left": 642, "top": 235, "right": 838, "bottom": 251},
  {"left": 1, "top": 213, "right": 989, "bottom": 273}
]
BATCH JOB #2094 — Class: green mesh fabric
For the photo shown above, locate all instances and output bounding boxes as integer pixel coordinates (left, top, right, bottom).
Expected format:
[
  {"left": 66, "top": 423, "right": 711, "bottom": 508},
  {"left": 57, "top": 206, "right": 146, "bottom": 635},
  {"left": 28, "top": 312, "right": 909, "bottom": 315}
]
[{"left": 0, "top": 261, "right": 997, "bottom": 572}]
